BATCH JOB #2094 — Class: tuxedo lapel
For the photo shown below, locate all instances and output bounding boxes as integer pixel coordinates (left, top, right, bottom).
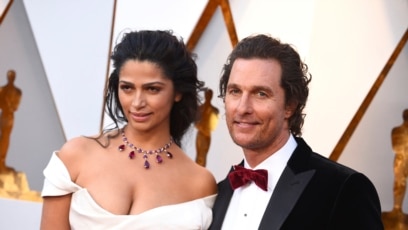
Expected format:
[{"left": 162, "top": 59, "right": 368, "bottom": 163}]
[
  {"left": 258, "top": 166, "right": 315, "bottom": 230},
  {"left": 258, "top": 138, "right": 315, "bottom": 230},
  {"left": 209, "top": 175, "right": 234, "bottom": 229}
]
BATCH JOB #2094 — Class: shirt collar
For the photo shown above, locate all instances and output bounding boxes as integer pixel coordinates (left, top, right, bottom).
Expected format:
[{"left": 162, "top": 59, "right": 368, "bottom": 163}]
[{"left": 244, "top": 134, "right": 297, "bottom": 191}]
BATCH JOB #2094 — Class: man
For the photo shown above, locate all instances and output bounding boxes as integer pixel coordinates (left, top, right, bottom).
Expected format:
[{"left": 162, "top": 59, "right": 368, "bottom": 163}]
[
  {"left": 0, "top": 70, "right": 22, "bottom": 172},
  {"left": 209, "top": 34, "right": 383, "bottom": 229}
]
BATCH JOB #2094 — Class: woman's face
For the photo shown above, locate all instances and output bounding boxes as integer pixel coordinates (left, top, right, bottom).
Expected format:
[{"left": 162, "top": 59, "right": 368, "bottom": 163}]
[{"left": 118, "top": 60, "right": 181, "bottom": 135}]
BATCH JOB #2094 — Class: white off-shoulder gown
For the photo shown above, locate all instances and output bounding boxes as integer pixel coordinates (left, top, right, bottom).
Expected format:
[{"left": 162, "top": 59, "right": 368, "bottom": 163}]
[{"left": 42, "top": 152, "right": 216, "bottom": 230}]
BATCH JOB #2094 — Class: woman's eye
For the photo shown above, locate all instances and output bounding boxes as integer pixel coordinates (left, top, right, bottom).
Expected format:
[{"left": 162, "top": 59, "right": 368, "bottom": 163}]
[
  {"left": 147, "top": 86, "right": 160, "bottom": 92},
  {"left": 120, "top": 85, "right": 132, "bottom": 92}
]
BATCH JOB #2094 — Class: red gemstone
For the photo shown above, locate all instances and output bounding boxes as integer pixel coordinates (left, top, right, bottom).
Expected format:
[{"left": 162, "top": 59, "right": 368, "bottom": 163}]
[
  {"left": 144, "top": 160, "right": 150, "bottom": 169},
  {"left": 129, "top": 151, "right": 135, "bottom": 159},
  {"left": 166, "top": 151, "right": 173, "bottom": 159},
  {"left": 118, "top": 145, "right": 125, "bottom": 151},
  {"left": 156, "top": 155, "right": 163, "bottom": 163}
]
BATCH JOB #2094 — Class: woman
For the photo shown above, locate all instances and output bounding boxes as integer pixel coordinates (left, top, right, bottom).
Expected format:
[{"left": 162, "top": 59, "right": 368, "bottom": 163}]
[{"left": 40, "top": 30, "right": 217, "bottom": 229}]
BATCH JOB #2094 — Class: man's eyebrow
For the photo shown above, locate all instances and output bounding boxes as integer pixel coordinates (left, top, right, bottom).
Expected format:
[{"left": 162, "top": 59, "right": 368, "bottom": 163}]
[
  {"left": 226, "top": 83, "right": 239, "bottom": 89},
  {"left": 227, "top": 83, "right": 273, "bottom": 93},
  {"left": 252, "top": 85, "right": 273, "bottom": 93}
]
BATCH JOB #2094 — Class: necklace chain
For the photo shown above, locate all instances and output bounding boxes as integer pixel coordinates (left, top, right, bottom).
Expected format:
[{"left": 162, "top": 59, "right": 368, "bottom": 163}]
[{"left": 118, "top": 128, "right": 173, "bottom": 169}]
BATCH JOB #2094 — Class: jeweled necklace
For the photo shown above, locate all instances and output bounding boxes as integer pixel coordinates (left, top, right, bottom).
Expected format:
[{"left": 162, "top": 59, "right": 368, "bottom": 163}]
[{"left": 118, "top": 129, "right": 173, "bottom": 169}]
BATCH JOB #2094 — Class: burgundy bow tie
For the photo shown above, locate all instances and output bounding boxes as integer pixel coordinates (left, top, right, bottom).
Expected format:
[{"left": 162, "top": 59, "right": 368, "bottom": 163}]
[{"left": 228, "top": 165, "right": 268, "bottom": 191}]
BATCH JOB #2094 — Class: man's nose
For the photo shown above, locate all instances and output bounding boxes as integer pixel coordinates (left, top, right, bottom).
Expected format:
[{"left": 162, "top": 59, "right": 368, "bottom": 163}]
[{"left": 235, "top": 94, "right": 253, "bottom": 114}]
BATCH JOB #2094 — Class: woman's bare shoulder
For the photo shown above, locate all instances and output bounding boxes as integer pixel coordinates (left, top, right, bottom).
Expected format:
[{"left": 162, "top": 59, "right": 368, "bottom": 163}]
[
  {"left": 58, "top": 129, "right": 119, "bottom": 160},
  {"left": 56, "top": 135, "right": 102, "bottom": 179},
  {"left": 189, "top": 162, "right": 218, "bottom": 196},
  {"left": 58, "top": 136, "right": 94, "bottom": 159}
]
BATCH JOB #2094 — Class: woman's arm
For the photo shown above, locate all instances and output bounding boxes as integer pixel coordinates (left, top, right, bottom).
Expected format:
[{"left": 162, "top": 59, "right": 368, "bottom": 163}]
[{"left": 40, "top": 194, "right": 72, "bottom": 230}]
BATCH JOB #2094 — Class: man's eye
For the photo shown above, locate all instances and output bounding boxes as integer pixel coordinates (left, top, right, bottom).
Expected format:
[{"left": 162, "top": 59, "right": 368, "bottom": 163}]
[
  {"left": 228, "top": 89, "right": 240, "bottom": 95},
  {"left": 258, "top": 91, "right": 267, "bottom": 97}
]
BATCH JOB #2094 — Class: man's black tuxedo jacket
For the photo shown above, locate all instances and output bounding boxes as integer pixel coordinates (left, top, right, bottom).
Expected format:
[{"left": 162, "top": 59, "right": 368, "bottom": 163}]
[{"left": 210, "top": 138, "right": 383, "bottom": 230}]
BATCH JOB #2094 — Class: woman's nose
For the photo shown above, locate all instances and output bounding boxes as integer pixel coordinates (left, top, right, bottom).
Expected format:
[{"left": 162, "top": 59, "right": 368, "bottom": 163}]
[{"left": 131, "top": 92, "right": 146, "bottom": 108}]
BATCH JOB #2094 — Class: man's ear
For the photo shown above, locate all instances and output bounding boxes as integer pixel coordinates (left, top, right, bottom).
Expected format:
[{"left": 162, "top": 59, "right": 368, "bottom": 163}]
[
  {"left": 285, "top": 101, "right": 297, "bottom": 118},
  {"left": 174, "top": 92, "right": 182, "bottom": 102}
]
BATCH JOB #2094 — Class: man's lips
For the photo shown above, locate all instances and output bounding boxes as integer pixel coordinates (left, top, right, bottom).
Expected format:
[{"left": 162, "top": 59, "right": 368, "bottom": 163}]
[{"left": 233, "top": 120, "right": 258, "bottom": 127}]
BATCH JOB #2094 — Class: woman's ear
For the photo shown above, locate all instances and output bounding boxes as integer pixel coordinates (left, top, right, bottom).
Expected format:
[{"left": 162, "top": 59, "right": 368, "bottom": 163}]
[{"left": 174, "top": 92, "right": 182, "bottom": 102}]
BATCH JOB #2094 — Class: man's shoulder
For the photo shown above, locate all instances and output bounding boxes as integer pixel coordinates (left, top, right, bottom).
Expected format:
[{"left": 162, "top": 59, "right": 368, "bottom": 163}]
[
  {"left": 293, "top": 137, "right": 358, "bottom": 176},
  {"left": 307, "top": 152, "right": 364, "bottom": 181}
]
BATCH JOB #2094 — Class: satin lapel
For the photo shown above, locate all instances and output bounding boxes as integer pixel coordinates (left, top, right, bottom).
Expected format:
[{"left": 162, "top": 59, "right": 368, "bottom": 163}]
[
  {"left": 209, "top": 176, "right": 234, "bottom": 229},
  {"left": 258, "top": 166, "right": 315, "bottom": 230}
]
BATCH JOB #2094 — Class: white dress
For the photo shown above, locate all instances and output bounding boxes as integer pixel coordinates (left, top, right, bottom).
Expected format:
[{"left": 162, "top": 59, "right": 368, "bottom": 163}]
[{"left": 42, "top": 152, "right": 216, "bottom": 230}]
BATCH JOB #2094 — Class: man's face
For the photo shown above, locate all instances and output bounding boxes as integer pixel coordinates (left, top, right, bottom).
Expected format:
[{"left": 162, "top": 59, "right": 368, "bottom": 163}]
[{"left": 224, "top": 58, "right": 293, "bottom": 153}]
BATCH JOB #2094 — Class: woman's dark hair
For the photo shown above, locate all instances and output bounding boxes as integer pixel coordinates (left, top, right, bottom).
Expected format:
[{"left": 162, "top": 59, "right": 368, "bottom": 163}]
[
  {"left": 219, "top": 34, "right": 312, "bottom": 136},
  {"left": 105, "top": 30, "right": 204, "bottom": 146}
]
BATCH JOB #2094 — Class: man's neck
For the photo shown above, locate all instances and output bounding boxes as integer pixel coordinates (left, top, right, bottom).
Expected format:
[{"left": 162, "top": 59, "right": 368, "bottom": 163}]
[{"left": 243, "top": 132, "right": 291, "bottom": 168}]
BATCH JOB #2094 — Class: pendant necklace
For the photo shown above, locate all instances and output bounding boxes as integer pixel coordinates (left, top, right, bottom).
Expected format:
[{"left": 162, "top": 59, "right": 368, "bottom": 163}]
[{"left": 118, "top": 128, "right": 173, "bottom": 169}]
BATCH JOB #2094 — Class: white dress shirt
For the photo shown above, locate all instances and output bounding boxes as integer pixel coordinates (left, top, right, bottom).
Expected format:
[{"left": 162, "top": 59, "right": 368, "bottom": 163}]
[{"left": 221, "top": 135, "right": 297, "bottom": 230}]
